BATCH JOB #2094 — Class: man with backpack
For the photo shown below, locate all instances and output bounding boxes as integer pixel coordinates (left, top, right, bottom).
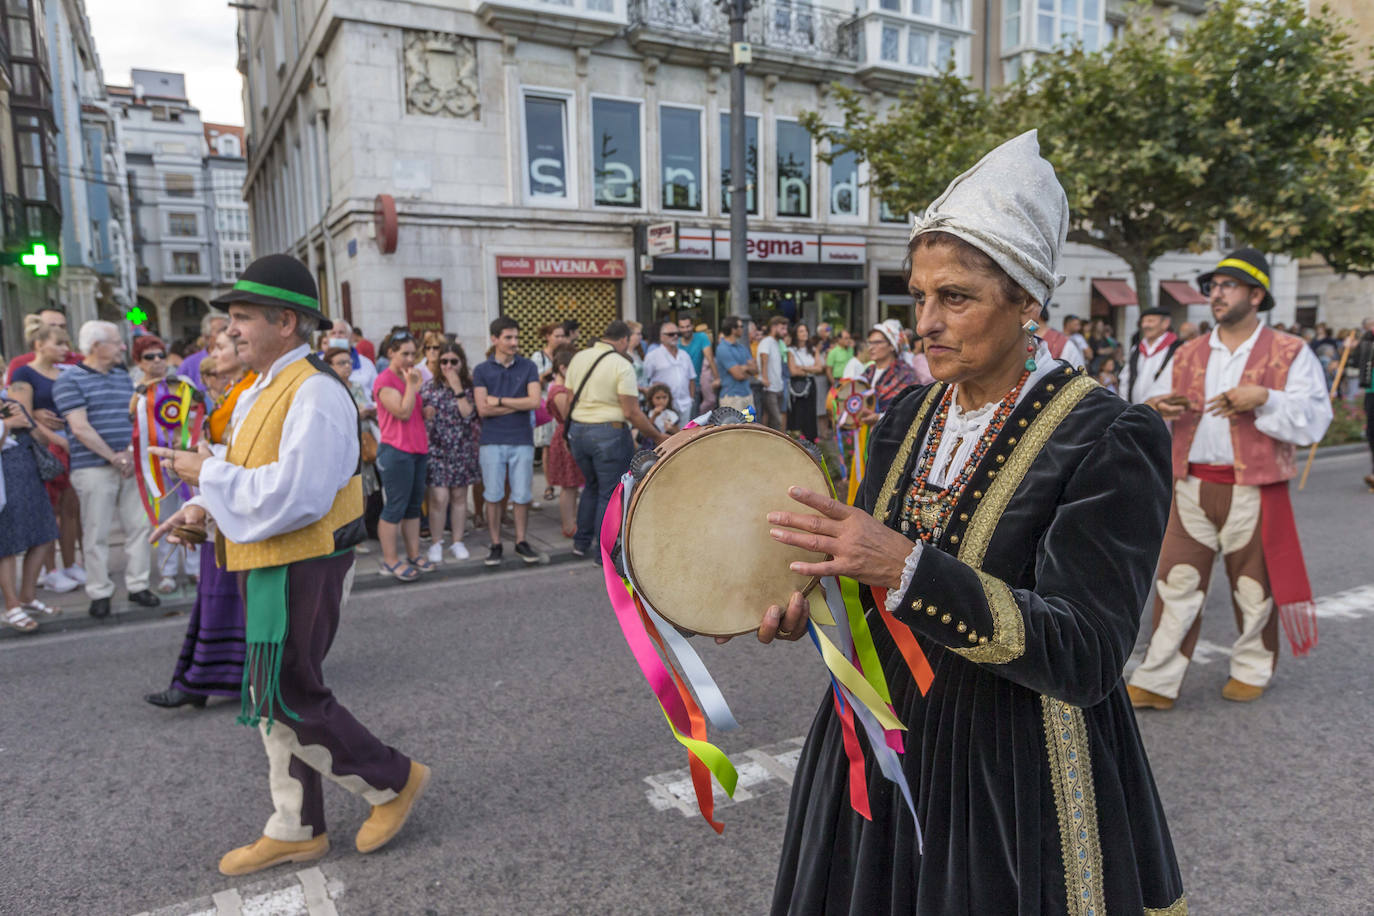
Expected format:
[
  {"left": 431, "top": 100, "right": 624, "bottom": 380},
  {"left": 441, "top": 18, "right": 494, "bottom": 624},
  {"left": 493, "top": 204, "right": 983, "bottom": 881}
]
[{"left": 1121, "top": 306, "right": 1183, "bottom": 405}]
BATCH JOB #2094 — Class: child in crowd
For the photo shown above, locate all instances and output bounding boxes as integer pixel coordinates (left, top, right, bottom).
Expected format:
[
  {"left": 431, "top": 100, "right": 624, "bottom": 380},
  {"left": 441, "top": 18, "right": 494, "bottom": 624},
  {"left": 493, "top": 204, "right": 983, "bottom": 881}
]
[{"left": 645, "top": 383, "right": 680, "bottom": 444}]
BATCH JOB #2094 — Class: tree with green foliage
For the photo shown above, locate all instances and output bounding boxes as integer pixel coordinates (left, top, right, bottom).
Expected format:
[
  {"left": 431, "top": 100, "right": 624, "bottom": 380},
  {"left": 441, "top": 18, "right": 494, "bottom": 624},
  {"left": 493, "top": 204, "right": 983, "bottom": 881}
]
[{"left": 805, "top": 0, "right": 1374, "bottom": 307}]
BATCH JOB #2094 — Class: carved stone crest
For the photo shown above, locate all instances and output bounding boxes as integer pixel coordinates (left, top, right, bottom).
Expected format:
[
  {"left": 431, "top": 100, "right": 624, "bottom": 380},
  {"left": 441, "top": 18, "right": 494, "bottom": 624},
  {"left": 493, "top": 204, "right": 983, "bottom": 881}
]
[{"left": 403, "top": 30, "right": 480, "bottom": 119}]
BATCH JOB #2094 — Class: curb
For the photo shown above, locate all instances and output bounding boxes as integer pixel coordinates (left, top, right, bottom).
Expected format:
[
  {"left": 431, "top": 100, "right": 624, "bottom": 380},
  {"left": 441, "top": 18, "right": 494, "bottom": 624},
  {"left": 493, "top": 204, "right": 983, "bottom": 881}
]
[
  {"left": 1314, "top": 442, "right": 1368, "bottom": 459},
  {"left": 0, "top": 548, "right": 586, "bottom": 641}
]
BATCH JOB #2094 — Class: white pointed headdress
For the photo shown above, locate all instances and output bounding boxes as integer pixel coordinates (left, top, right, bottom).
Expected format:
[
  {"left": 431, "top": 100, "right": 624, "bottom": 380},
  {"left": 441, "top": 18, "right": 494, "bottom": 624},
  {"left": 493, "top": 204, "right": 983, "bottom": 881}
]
[{"left": 908, "top": 130, "right": 1069, "bottom": 308}]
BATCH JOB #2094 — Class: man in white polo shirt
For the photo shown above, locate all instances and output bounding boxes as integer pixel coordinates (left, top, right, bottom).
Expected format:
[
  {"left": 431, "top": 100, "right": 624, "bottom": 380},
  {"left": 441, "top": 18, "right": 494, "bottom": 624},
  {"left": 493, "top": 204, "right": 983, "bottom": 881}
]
[{"left": 642, "top": 318, "right": 696, "bottom": 420}]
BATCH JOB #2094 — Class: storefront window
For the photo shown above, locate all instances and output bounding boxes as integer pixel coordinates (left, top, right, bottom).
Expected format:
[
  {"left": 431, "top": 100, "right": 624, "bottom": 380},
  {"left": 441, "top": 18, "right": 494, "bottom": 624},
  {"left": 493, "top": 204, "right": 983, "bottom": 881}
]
[
  {"left": 524, "top": 95, "right": 569, "bottom": 201},
  {"left": 776, "top": 120, "right": 812, "bottom": 218},
  {"left": 660, "top": 106, "right": 702, "bottom": 211},
  {"left": 720, "top": 113, "right": 758, "bottom": 215},
  {"left": 592, "top": 98, "right": 642, "bottom": 208}
]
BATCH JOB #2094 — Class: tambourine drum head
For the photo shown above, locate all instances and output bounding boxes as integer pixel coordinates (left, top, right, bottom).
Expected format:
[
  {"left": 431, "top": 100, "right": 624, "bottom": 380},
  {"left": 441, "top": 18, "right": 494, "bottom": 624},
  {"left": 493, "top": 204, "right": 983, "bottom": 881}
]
[{"left": 624, "top": 426, "right": 829, "bottom": 637}]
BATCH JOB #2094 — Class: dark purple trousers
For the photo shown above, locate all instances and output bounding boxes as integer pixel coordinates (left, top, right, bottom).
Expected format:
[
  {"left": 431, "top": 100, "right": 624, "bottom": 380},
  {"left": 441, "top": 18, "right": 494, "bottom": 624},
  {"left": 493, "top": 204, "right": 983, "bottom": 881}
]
[{"left": 251, "top": 551, "right": 411, "bottom": 841}]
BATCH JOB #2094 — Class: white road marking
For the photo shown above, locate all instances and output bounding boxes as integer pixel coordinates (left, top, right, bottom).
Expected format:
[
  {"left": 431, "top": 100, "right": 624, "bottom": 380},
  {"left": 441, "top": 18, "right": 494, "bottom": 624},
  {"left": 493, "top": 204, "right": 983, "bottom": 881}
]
[
  {"left": 130, "top": 868, "right": 342, "bottom": 916},
  {"left": 644, "top": 738, "right": 804, "bottom": 818}
]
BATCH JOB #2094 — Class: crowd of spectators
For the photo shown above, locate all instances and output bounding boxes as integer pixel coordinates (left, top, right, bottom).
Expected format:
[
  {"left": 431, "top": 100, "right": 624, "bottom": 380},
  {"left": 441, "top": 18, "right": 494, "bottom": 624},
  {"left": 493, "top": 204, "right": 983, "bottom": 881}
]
[{"left": 4, "top": 301, "right": 1369, "bottom": 623}]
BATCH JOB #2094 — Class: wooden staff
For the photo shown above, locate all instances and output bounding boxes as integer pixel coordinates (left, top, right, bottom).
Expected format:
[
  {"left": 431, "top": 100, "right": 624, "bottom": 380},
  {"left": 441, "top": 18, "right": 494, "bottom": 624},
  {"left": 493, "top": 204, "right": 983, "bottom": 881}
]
[{"left": 1298, "top": 330, "right": 1358, "bottom": 491}]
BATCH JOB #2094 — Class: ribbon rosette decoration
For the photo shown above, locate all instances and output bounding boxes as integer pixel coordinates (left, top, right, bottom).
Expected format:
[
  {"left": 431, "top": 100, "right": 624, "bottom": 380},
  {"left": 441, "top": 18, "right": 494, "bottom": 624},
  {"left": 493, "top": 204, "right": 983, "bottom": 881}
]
[
  {"left": 132, "top": 375, "right": 206, "bottom": 525},
  {"left": 601, "top": 411, "right": 932, "bottom": 842},
  {"left": 826, "top": 384, "right": 875, "bottom": 505}
]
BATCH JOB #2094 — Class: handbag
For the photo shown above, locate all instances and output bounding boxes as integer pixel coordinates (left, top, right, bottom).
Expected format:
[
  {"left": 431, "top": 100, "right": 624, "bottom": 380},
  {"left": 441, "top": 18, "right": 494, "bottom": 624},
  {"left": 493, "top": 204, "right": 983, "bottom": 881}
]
[
  {"left": 4, "top": 399, "right": 63, "bottom": 482},
  {"left": 787, "top": 374, "right": 814, "bottom": 400},
  {"left": 359, "top": 428, "right": 379, "bottom": 463}
]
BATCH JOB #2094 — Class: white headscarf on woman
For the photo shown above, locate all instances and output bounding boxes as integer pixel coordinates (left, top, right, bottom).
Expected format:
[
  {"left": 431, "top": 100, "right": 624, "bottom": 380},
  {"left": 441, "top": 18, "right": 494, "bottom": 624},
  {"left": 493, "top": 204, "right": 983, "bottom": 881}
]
[{"left": 907, "top": 130, "right": 1068, "bottom": 309}]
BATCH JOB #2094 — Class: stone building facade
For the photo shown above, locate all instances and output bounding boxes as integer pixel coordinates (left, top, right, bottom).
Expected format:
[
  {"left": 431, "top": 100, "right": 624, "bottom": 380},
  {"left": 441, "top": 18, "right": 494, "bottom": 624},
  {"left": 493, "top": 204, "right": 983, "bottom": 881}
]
[
  {"left": 238, "top": 0, "right": 1295, "bottom": 353},
  {"left": 110, "top": 70, "right": 249, "bottom": 343}
]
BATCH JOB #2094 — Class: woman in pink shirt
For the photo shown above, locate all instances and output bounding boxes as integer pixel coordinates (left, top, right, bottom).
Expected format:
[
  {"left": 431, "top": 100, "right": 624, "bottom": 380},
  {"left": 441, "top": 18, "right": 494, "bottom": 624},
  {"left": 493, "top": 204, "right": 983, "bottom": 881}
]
[{"left": 372, "top": 331, "right": 432, "bottom": 582}]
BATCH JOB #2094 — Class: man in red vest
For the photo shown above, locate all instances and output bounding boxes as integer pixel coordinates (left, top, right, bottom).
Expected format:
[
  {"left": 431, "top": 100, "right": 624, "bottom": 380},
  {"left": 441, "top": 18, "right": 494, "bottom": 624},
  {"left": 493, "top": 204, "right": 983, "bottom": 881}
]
[{"left": 1128, "top": 249, "right": 1331, "bottom": 709}]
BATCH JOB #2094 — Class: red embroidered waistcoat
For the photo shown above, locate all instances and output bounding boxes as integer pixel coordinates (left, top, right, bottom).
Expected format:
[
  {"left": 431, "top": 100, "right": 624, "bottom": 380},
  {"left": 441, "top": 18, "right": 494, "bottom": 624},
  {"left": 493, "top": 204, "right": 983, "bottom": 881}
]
[
  {"left": 1169, "top": 326, "right": 1305, "bottom": 485},
  {"left": 1042, "top": 327, "right": 1069, "bottom": 359}
]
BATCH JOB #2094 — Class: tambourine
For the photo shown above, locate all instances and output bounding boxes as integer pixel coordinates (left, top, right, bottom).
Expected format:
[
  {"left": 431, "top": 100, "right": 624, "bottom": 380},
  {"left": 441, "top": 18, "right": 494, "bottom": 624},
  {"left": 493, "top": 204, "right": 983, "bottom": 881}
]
[{"left": 620, "top": 422, "right": 829, "bottom": 637}]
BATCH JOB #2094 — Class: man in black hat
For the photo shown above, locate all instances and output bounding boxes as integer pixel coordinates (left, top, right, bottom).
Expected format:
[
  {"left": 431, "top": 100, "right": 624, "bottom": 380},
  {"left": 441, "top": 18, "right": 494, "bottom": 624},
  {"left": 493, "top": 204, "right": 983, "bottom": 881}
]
[
  {"left": 1120, "top": 306, "right": 1182, "bottom": 405},
  {"left": 150, "top": 254, "right": 429, "bottom": 875},
  {"left": 1130, "top": 248, "right": 1331, "bottom": 709}
]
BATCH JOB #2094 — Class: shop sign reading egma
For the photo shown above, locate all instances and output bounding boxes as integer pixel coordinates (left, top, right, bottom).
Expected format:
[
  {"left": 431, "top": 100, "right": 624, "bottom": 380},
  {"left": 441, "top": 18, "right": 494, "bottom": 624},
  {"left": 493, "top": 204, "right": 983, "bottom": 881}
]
[
  {"left": 663, "top": 230, "right": 867, "bottom": 264},
  {"left": 496, "top": 256, "right": 627, "bottom": 279}
]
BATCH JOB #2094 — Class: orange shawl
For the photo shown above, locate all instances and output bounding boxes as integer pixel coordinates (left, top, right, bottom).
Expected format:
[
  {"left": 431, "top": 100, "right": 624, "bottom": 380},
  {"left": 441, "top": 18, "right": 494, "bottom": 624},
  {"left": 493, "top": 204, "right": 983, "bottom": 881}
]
[{"left": 207, "top": 371, "right": 257, "bottom": 445}]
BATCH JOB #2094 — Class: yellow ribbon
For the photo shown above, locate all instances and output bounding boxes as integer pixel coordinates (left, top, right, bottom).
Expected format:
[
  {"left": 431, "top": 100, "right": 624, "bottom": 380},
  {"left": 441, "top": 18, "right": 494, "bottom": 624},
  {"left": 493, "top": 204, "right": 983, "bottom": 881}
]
[{"left": 1216, "top": 257, "right": 1270, "bottom": 289}]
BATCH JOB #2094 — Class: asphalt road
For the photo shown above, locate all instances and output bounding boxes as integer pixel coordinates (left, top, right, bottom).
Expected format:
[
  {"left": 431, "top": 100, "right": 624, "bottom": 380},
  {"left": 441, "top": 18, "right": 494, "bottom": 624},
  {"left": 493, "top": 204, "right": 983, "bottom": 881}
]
[{"left": 0, "top": 449, "right": 1370, "bottom": 916}]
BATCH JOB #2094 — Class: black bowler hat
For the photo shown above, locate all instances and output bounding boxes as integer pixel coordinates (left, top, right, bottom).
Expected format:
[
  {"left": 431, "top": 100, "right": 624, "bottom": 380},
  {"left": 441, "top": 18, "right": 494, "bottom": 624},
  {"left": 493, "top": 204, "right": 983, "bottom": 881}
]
[
  {"left": 1197, "top": 248, "right": 1274, "bottom": 312},
  {"left": 210, "top": 254, "right": 320, "bottom": 316},
  {"left": 1140, "top": 307, "right": 1171, "bottom": 318}
]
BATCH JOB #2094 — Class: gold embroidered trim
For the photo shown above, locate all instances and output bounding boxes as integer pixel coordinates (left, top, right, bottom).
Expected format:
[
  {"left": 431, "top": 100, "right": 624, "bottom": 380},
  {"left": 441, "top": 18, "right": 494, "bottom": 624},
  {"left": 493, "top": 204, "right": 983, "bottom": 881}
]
[
  {"left": 958, "top": 374, "right": 1097, "bottom": 570},
  {"left": 953, "top": 571, "right": 1025, "bottom": 664},
  {"left": 948, "top": 374, "right": 1096, "bottom": 663},
  {"left": 1041, "top": 696, "right": 1106, "bottom": 916},
  {"left": 1145, "top": 896, "right": 1188, "bottom": 916},
  {"left": 874, "top": 383, "right": 944, "bottom": 525}
]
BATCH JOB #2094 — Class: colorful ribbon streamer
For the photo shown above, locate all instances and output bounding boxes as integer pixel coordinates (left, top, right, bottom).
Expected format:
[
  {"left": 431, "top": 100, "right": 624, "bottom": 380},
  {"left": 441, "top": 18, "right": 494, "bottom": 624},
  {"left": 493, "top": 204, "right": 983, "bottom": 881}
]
[{"left": 132, "top": 378, "right": 205, "bottom": 526}]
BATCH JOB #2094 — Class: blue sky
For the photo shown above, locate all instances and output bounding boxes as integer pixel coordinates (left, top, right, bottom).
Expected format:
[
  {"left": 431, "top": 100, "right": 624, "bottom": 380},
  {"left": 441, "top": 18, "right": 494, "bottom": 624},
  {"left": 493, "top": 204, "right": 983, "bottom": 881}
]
[{"left": 85, "top": 0, "right": 244, "bottom": 125}]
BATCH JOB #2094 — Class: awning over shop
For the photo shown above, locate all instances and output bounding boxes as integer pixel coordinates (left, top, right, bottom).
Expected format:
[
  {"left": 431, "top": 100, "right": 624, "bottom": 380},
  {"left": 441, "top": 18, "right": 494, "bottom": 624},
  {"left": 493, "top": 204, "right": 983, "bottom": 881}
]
[
  {"left": 1159, "top": 280, "right": 1208, "bottom": 307},
  {"left": 1090, "top": 277, "right": 1138, "bottom": 307}
]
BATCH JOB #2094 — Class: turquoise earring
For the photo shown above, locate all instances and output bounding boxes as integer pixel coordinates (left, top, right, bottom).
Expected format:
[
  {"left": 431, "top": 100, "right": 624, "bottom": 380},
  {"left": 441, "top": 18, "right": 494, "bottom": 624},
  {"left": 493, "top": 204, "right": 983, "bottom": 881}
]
[{"left": 1022, "top": 320, "right": 1039, "bottom": 371}]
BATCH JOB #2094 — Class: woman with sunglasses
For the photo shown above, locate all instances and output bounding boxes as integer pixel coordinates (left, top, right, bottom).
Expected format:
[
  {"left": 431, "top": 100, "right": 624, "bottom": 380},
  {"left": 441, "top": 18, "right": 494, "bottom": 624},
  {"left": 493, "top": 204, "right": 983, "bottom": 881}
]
[
  {"left": 421, "top": 342, "right": 481, "bottom": 563},
  {"left": 129, "top": 334, "right": 199, "bottom": 594}
]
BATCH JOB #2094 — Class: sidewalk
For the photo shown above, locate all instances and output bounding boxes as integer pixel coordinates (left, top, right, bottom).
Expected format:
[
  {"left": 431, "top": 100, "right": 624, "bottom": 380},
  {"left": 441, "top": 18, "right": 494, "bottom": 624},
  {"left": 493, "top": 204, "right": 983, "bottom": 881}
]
[{"left": 2, "top": 469, "right": 584, "bottom": 640}]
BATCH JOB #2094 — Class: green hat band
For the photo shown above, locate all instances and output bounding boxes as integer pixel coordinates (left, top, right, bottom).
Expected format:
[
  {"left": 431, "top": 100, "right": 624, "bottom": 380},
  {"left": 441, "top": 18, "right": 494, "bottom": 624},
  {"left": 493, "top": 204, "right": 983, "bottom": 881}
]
[{"left": 232, "top": 279, "right": 319, "bottom": 311}]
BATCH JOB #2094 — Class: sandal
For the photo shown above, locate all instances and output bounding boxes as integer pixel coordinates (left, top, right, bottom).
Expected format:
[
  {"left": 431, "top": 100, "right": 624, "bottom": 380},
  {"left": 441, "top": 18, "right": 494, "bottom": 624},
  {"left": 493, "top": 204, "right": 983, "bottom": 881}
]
[
  {"left": 543, "top": 487, "right": 555, "bottom": 501},
  {"left": 379, "top": 560, "right": 420, "bottom": 582},
  {"left": 3, "top": 606, "right": 38, "bottom": 632},
  {"left": 408, "top": 556, "right": 437, "bottom": 573},
  {"left": 23, "top": 599, "right": 60, "bottom": 617}
]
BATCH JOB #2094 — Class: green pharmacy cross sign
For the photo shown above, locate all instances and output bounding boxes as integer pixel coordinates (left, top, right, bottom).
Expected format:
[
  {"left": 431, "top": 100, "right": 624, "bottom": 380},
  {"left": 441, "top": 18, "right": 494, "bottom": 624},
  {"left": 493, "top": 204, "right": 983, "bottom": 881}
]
[
  {"left": 125, "top": 305, "right": 149, "bottom": 326},
  {"left": 19, "top": 242, "right": 60, "bottom": 276}
]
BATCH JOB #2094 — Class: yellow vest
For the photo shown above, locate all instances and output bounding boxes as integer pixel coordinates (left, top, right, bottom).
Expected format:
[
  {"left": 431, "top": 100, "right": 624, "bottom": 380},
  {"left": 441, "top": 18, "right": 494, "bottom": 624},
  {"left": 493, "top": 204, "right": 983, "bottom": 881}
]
[{"left": 217, "top": 356, "right": 364, "bottom": 572}]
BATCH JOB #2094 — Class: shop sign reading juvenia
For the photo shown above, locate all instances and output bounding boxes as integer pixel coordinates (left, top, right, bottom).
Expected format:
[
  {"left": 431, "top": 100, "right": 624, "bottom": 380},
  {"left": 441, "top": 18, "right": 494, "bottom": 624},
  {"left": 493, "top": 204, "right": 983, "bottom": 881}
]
[{"left": 496, "top": 256, "right": 628, "bottom": 279}]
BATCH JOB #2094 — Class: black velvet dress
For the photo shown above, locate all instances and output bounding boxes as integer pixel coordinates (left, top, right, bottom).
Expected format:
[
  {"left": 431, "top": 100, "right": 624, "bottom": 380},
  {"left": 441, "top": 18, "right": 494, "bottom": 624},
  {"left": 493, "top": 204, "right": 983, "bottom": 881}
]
[{"left": 772, "top": 365, "right": 1187, "bottom": 916}]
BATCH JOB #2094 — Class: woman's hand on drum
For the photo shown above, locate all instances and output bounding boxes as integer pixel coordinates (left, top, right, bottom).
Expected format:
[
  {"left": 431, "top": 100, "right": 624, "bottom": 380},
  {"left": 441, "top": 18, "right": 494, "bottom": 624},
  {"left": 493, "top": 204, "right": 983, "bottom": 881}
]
[
  {"left": 714, "top": 590, "right": 810, "bottom": 646},
  {"left": 768, "top": 486, "right": 909, "bottom": 590}
]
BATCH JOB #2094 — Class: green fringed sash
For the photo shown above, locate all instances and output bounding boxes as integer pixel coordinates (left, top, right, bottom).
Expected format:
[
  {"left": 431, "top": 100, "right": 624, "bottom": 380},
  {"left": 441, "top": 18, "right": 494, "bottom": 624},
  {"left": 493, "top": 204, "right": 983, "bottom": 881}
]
[{"left": 238, "top": 564, "right": 300, "bottom": 733}]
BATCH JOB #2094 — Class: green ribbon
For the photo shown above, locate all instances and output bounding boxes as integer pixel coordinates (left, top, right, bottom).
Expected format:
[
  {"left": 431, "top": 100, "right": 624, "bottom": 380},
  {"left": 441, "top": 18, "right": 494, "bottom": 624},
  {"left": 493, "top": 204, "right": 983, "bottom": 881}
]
[
  {"left": 236, "top": 547, "right": 352, "bottom": 733},
  {"left": 232, "top": 279, "right": 320, "bottom": 311},
  {"left": 238, "top": 564, "right": 299, "bottom": 733}
]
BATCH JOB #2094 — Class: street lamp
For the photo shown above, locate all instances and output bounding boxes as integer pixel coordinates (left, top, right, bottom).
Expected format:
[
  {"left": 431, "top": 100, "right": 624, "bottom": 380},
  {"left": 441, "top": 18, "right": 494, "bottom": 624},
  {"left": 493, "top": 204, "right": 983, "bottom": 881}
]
[{"left": 716, "top": 0, "right": 754, "bottom": 318}]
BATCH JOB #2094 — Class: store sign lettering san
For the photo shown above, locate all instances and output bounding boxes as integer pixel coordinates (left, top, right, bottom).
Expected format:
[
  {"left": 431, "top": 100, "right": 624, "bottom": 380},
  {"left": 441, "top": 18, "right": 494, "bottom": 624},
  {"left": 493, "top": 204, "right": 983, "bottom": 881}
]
[{"left": 497, "top": 256, "right": 628, "bottom": 279}]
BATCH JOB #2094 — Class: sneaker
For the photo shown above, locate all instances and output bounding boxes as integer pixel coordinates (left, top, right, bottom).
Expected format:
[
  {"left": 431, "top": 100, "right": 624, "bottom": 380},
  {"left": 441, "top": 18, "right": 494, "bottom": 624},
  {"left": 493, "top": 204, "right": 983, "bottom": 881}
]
[
  {"left": 449, "top": 541, "right": 469, "bottom": 561},
  {"left": 426, "top": 542, "right": 444, "bottom": 566},
  {"left": 514, "top": 541, "right": 544, "bottom": 565},
  {"left": 484, "top": 544, "right": 503, "bottom": 567},
  {"left": 41, "top": 568, "right": 80, "bottom": 593},
  {"left": 156, "top": 576, "right": 178, "bottom": 594},
  {"left": 64, "top": 565, "right": 87, "bottom": 584},
  {"left": 354, "top": 543, "right": 372, "bottom": 555}
]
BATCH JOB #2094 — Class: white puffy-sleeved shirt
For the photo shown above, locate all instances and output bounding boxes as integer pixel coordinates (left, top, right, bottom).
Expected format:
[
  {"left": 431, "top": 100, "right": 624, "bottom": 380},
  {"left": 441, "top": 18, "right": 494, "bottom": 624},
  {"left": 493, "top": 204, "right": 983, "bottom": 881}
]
[
  {"left": 1187, "top": 324, "right": 1333, "bottom": 464},
  {"left": 1118, "top": 334, "right": 1178, "bottom": 405},
  {"left": 190, "top": 344, "right": 360, "bottom": 544},
  {"left": 886, "top": 340, "right": 1062, "bottom": 610}
]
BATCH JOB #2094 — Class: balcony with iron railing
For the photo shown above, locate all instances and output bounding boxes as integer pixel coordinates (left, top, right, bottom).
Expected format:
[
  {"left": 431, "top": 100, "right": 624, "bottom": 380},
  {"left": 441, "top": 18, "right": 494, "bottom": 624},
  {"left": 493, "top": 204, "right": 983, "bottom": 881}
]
[
  {"left": 628, "top": 0, "right": 858, "bottom": 71},
  {"left": 477, "top": 0, "right": 628, "bottom": 46}
]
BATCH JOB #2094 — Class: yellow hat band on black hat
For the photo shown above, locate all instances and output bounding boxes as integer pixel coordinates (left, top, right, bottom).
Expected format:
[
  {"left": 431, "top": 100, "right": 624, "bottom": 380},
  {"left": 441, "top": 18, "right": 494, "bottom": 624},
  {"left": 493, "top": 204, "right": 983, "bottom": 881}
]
[{"left": 1215, "top": 258, "right": 1270, "bottom": 290}]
